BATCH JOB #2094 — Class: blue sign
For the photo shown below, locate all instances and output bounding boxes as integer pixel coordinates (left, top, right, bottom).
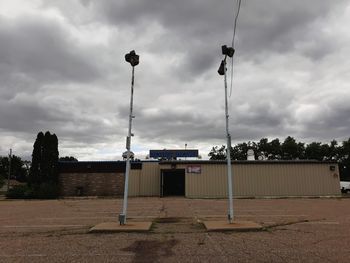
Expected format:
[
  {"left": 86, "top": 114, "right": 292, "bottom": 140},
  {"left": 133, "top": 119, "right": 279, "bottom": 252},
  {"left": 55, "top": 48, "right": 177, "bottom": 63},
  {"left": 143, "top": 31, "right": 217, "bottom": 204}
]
[{"left": 149, "top": 149, "right": 198, "bottom": 159}]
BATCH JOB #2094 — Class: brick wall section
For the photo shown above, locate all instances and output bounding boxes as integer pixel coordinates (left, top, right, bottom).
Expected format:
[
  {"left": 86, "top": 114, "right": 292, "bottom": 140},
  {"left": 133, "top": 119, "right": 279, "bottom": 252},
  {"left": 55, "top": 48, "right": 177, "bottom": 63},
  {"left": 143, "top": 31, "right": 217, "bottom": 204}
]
[{"left": 59, "top": 172, "right": 125, "bottom": 196}]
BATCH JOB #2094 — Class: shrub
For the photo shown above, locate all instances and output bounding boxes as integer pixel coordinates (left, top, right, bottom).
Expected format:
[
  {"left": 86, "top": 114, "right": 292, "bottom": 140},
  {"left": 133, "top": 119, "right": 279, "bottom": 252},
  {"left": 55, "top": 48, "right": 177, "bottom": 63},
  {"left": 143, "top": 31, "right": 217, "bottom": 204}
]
[
  {"left": 33, "top": 182, "right": 59, "bottom": 199},
  {"left": 6, "top": 182, "right": 59, "bottom": 199},
  {"left": 6, "top": 185, "right": 33, "bottom": 199},
  {"left": 0, "top": 176, "right": 5, "bottom": 189}
]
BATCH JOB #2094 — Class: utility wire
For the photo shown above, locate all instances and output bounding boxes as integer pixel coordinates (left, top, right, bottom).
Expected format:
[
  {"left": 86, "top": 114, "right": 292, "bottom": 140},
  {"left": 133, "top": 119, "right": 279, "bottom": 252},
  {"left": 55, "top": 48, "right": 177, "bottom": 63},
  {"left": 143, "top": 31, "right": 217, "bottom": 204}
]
[
  {"left": 229, "top": 0, "right": 242, "bottom": 98},
  {"left": 231, "top": 0, "right": 242, "bottom": 49}
]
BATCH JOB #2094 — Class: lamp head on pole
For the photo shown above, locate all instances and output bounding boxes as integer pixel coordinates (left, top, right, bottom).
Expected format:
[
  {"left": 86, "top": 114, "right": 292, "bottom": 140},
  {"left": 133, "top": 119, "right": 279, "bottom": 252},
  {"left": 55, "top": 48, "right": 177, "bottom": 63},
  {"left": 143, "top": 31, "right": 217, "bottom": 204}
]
[
  {"left": 125, "top": 50, "right": 139, "bottom": 67},
  {"left": 221, "top": 45, "right": 235, "bottom": 57},
  {"left": 218, "top": 60, "right": 225, "bottom": 75}
]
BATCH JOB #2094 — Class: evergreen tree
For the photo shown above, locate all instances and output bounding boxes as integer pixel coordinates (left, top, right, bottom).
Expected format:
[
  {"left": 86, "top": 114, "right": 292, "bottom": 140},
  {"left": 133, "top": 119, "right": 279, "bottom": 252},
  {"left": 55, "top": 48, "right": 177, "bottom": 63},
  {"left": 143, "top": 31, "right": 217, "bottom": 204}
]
[
  {"left": 29, "top": 132, "right": 44, "bottom": 185},
  {"left": 29, "top": 131, "right": 59, "bottom": 186},
  {"left": 48, "top": 133, "right": 59, "bottom": 183}
]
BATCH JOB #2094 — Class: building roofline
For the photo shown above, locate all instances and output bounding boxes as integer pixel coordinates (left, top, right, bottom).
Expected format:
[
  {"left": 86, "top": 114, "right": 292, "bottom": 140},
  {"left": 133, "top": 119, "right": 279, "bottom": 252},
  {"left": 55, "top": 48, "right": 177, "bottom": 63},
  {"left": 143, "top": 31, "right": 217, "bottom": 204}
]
[
  {"left": 58, "top": 161, "right": 142, "bottom": 173},
  {"left": 159, "top": 160, "right": 338, "bottom": 165}
]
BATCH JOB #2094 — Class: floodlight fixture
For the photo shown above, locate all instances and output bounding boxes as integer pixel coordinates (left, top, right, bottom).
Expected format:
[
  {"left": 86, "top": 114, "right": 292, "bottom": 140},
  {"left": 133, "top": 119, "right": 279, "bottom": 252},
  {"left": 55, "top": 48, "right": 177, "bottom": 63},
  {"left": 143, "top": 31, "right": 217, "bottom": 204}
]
[
  {"left": 218, "top": 60, "right": 225, "bottom": 76},
  {"left": 221, "top": 45, "right": 235, "bottom": 57},
  {"left": 125, "top": 50, "right": 139, "bottom": 67}
]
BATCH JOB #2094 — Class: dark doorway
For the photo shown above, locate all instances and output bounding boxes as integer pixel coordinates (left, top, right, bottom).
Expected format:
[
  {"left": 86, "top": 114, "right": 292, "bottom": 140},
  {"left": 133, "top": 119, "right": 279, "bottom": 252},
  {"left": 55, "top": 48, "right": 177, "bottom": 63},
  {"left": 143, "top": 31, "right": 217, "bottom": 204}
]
[{"left": 161, "top": 169, "right": 185, "bottom": 196}]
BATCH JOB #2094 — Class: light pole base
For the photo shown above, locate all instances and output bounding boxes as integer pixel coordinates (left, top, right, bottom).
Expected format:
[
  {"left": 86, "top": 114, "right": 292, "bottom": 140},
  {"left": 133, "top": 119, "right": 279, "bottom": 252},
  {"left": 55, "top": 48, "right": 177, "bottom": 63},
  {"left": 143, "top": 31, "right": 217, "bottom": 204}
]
[
  {"left": 119, "top": 214, "right": 126, "bottom": 225},
  {"left": 227, "top": 213, "right": 233, "bottom": 223}
]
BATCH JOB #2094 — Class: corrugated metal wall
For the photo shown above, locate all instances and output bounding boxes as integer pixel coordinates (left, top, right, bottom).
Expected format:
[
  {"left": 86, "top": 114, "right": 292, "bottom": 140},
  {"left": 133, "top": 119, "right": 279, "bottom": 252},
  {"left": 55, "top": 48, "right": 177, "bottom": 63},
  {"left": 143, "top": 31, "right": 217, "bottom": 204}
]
[
  {"left": 129, "top": 162, "right": 160, "bottom": 196},
  {"left": 128, "top": 162, "right": 341, "bottom": 198},
  {"left": 184, "top": 163, "right": 340, "bottom": 198},
  {"left": 129, "top": 162, "right": 340, "bottom": 198},
  {"left": 128, "top": 169, "right": 141, "bottom": 196}
]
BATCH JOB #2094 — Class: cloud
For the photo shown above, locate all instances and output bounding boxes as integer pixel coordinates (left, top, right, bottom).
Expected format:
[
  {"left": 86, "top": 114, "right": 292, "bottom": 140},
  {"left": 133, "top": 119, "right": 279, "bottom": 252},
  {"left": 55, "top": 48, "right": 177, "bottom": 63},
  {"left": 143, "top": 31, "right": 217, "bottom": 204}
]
[
  {"left": 0, "top": 15, "right": 101, "bottom": 90},
  {"left": 0, "top": 0, "right": 350, "bottom": 160}
]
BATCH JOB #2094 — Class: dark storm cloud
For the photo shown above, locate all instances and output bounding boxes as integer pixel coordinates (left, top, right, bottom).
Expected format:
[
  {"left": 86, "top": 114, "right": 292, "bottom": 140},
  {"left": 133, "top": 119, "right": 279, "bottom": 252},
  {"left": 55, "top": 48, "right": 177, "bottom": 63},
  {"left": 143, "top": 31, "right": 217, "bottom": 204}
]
[
  {"left": 0, "top": 15, "right": 100, "bottom": 92},
  {"left": 126, "top": 105, "right": 223, "bottom": 142},
  {"left": 0, "top": 99, "right": 60, "bottom": 132},
  {"left": 234, "top": 101, "right": 288, "bottom": 128},
  {"left": 83, "top": 0, "right": 233, "bottom": 77},
  {"left": 1, "top": 0, "right": 349, "bottom": 160},
  {"left": 296, "top": 96, "right": 350, "bottom": 141},
  {"left": 0, "top": 94, "right": 122, "bottom": 144},
  {"left": 129, "top": 95, "right": 293, "bottom": 143},
  {"left": 235, "top": 1, "right": 342, "bottom": 54},
  {"left": 90, "top": 0, "right": 347, "bottom": 61},
  {"left": 0, "top": 13, "right": 113, "bottom": 154}
]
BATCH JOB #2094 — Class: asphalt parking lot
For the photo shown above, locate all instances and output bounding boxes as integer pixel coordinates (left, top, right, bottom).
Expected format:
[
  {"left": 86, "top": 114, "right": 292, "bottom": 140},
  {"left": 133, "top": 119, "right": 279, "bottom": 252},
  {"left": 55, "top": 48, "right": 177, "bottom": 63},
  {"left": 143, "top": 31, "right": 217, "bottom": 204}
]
[{"left": 1, "top": 197, "right": 350, "bottom": 262}]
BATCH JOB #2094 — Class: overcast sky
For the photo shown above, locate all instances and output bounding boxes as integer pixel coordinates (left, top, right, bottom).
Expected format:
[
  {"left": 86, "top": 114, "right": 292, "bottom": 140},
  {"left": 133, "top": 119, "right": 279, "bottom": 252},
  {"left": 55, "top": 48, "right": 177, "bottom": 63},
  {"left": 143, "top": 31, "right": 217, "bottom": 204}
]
[{"left": 0, "top": 0, "right": 350, "bottom": 161}]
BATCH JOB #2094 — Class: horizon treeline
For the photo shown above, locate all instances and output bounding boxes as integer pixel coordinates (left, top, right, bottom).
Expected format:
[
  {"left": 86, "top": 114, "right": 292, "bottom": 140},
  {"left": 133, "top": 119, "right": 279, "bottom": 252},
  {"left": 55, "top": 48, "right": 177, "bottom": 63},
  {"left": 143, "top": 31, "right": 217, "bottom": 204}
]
[{"left": 208, "top": 136, "right": 350, "bottom": 180}]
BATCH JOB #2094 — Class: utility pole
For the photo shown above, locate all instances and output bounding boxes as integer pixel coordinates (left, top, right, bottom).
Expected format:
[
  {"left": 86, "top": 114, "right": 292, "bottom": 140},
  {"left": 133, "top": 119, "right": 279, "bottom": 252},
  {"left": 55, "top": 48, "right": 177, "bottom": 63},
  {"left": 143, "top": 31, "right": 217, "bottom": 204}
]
[
  {"left": 218, "top": 45, "right": 235, "bottom": 223},
  {"left": 7, "top": 148, "right": 12, "bottom": 192},
  {"left": 119, "top": 50, "right": 139, "bottom": 225}
]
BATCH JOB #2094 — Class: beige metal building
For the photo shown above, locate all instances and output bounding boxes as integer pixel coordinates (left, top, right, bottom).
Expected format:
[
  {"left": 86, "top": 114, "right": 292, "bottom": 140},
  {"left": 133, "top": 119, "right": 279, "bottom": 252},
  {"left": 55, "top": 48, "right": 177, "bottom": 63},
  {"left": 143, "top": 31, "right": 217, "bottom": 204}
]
[
  {"left": 59, "top": 160, "right": 341, "bottom": 198},
  {"left": 131, "top": 160, "right": 340, "bottom": 198}
]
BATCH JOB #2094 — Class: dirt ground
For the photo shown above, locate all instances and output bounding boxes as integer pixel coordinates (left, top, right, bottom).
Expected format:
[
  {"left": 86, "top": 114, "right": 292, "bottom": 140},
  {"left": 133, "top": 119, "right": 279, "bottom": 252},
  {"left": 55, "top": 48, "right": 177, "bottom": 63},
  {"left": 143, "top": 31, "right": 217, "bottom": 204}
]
[{"left": 1, "top": 197, "right": 350, "bottom": 262}]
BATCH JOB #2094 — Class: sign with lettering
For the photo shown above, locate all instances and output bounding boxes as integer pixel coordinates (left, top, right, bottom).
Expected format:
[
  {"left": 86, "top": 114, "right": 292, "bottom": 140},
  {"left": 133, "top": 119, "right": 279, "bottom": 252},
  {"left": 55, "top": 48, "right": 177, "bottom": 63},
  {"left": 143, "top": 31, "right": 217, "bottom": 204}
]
[{"left": 187, "top": 165, "right": 201, "bottom": 174}]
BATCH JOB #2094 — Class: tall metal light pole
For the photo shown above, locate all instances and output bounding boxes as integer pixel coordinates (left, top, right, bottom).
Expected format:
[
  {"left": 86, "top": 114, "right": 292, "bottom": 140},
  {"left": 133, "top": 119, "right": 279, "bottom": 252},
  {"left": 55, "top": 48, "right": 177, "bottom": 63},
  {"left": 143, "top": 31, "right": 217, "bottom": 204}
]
[
  {"left": 119, "top": 50, "right": 139, "bottom": 225},
  {"left": 218, "top": 45, "right": 235, "bottom": 223},
  {"left": 7, "top": 148, "right": 12, "bottom": 192}
]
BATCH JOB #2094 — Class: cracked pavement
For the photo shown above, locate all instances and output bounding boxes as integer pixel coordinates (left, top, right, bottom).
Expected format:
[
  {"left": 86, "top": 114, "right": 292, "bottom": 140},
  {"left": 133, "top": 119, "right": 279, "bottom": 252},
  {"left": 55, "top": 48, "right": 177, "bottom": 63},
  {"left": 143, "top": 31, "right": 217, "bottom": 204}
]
[{"left": 1, "top": 197, "right": 350, "bottom": 262}]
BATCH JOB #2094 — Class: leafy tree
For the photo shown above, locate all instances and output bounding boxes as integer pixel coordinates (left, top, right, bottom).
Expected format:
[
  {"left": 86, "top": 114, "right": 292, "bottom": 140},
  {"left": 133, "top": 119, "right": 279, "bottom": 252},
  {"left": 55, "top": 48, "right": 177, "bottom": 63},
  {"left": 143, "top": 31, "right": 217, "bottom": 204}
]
[
  {"left": 339, "top": 138, "right": 350, "bottom": 181},
  {"left": 268, "top": 138, "right": 282, "bottom": 160},
  {"left": 208, "top": 146, "right": 226, "bottom": 160},
  {"left": 339, "top": 138, "right": 350, "bottom": 161},
  {"left": 0, "top": 175, "right": 4, "bottom": 188},
  {"left": 297, "top": 142, "right": 306, "bottom": 159},
  {"left": 327, "top": 140, "right": 339, "bottom": 161},
  {"left": 0, "top": 155, "right": 27, "bottom": 182},
  {"left": 59, "top": 156, "right": 78, "bottom": 162},
  {"left": 232, "top": 142, "right": 249, "bottom": 160},
  {"left": 208, "top": 142, "right": 257, "bottom": 160},
  {"left": 281, "top": 136, "right": 299, "bottom": 160},
  {"left": 257, "top": 138, "right": 269, "bottom": 159},
  {"left": 208, "top": 136, "right": 350, "bottom": 179},
  {"left": 305, "top": 142, "right": 321, "bottom": 160}
]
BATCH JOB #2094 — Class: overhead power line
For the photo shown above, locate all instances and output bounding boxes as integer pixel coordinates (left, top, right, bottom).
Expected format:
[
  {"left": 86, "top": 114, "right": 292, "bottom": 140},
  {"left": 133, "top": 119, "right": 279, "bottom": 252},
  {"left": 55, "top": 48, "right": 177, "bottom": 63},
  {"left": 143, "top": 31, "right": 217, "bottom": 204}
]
[
  {"left": 231, "top": 0, "right": 242, "bottom": 48},
  {"left": 229, "top": 0, "right": 242, "bottom": 98}
]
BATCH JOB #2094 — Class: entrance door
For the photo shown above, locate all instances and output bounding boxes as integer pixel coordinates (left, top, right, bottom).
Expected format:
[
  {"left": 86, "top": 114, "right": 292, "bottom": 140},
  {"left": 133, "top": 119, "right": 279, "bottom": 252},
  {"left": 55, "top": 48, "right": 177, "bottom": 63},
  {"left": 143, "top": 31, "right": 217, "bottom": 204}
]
[{"left": 161, "top": 169, "right": 185, "bottom": 196}]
